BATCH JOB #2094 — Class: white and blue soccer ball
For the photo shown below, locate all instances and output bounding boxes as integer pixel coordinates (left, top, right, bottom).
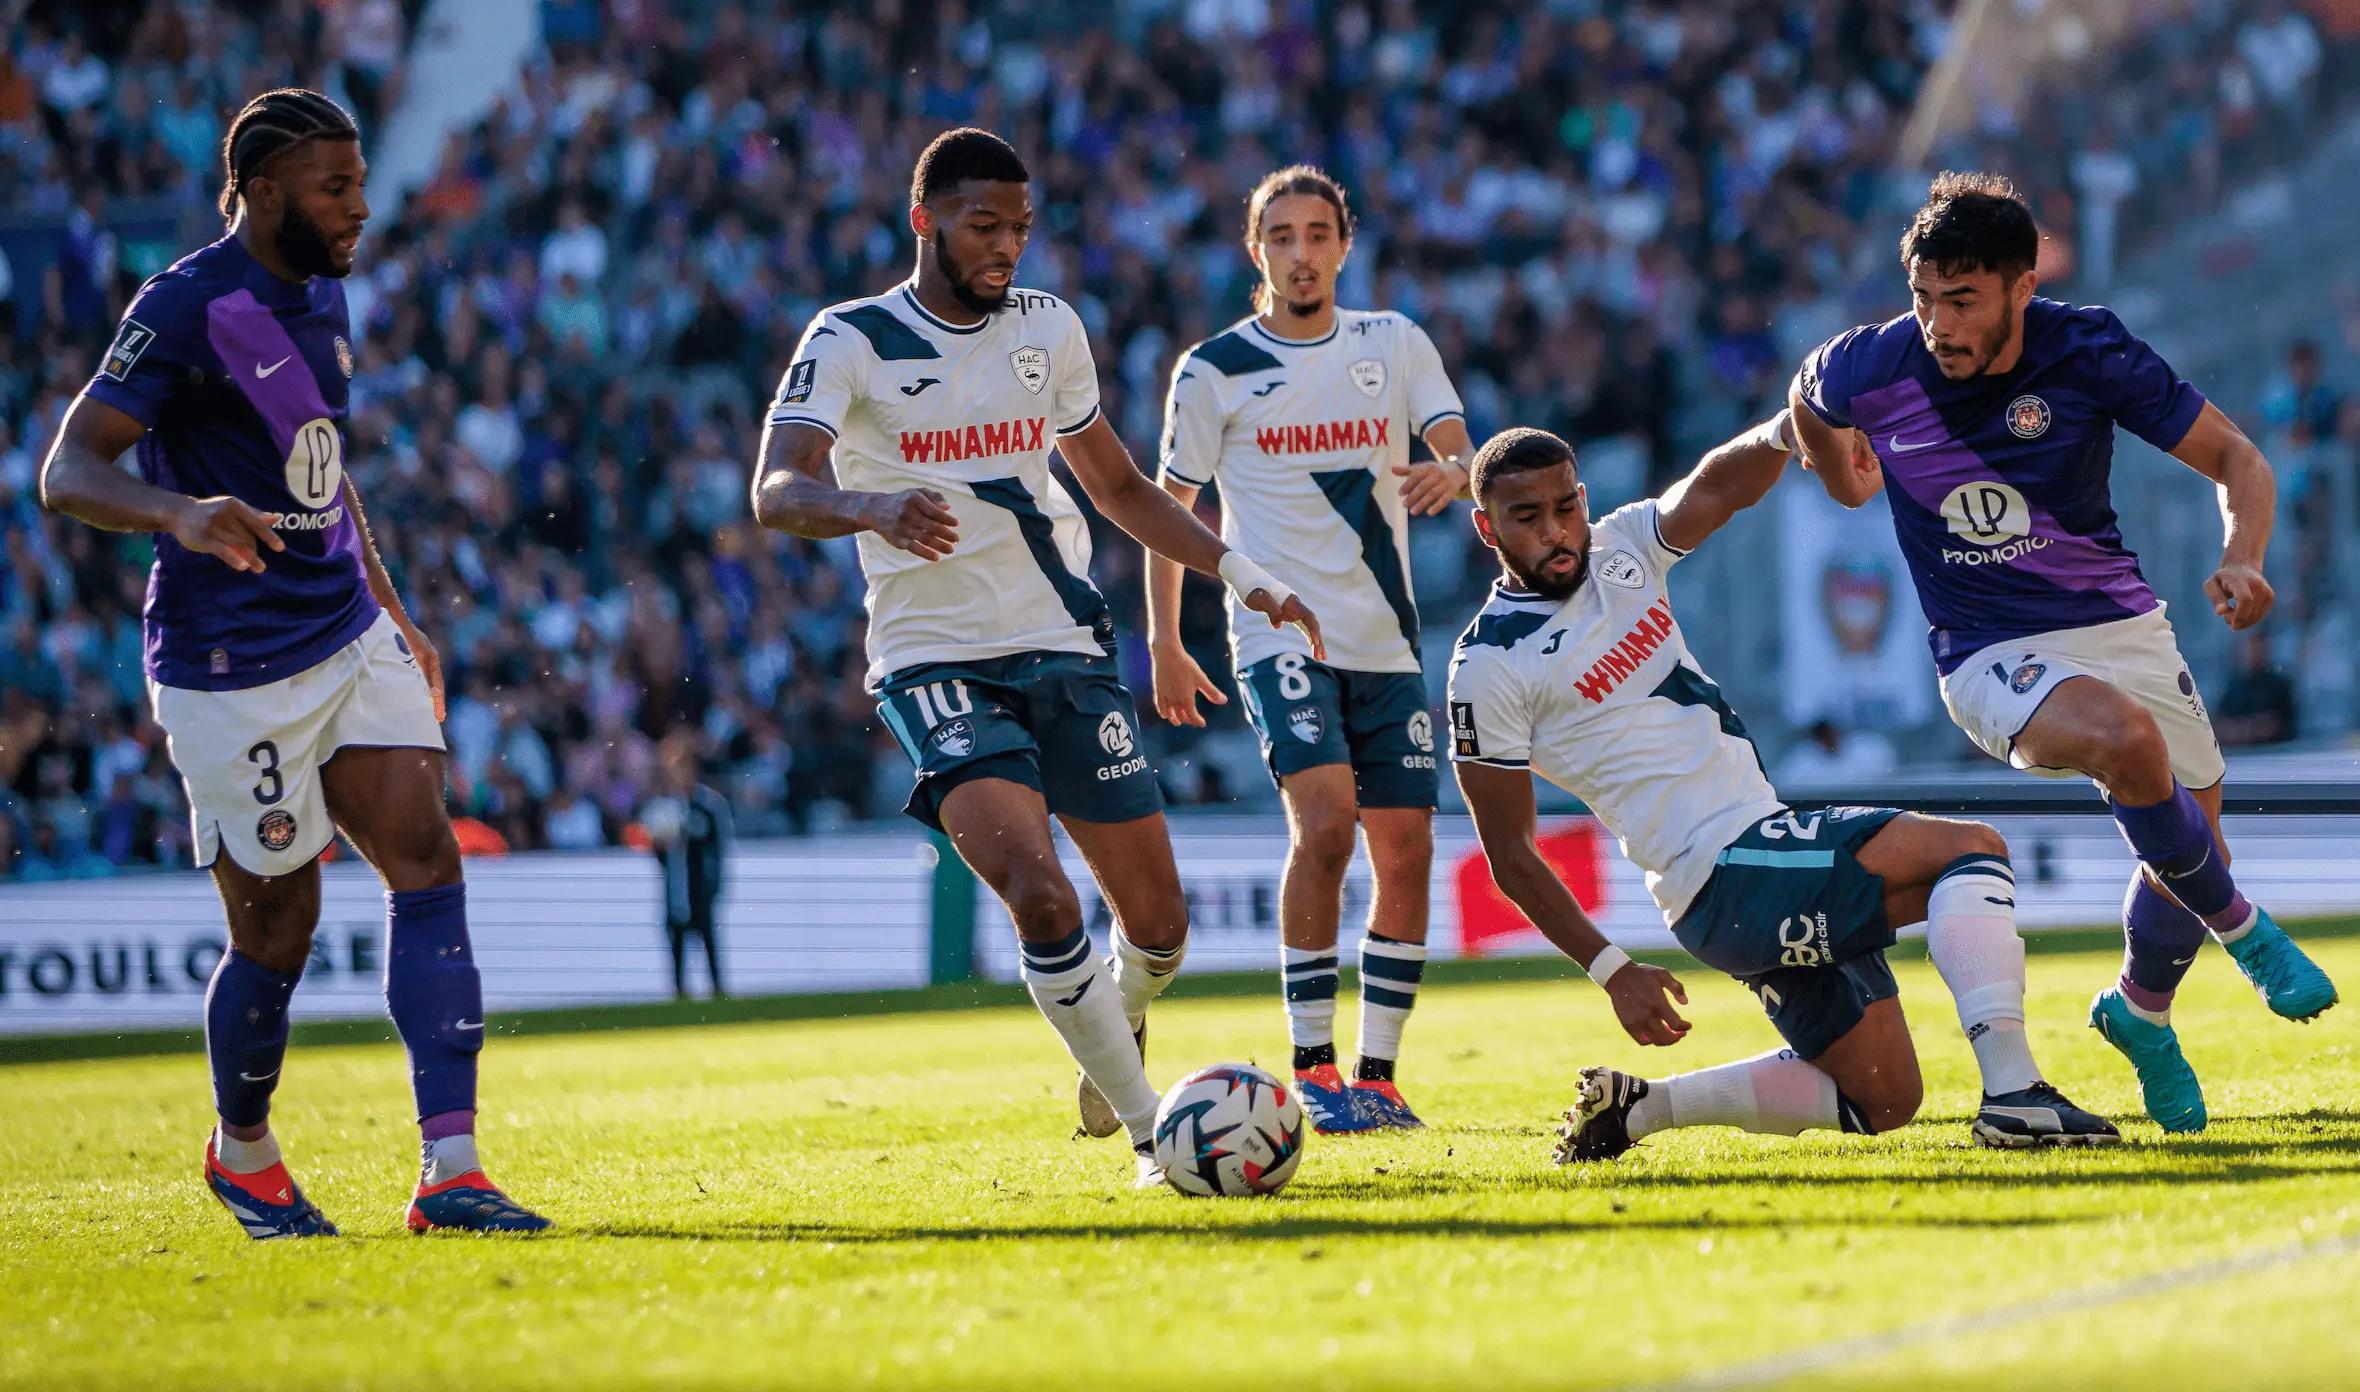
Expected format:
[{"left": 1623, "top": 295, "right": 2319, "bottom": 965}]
[{"left": 1152, "top": 1062, "right": 1306, "bottom": 1198}]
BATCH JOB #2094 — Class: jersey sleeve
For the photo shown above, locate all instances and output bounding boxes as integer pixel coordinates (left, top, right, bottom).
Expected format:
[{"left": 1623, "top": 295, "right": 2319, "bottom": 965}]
[
  {"left": 1051, "top": 305, "right": 1103, "bottom": 437},
  {"left": 1600, "top": 498, "right": 1689, "bottom": 574},
  {"left": 1401, "top": 317, "right": 1465, "bottom": 439},
  {"left": 1447, "top": 647, "right": 1534, "bottom": 769},
  {"left": 1794, "top": 324, "right": 1877, "bottom": 431},
  {"left": 82, "top": 275, "right": 206, "bottom": 427},
  {"left": 1157, "top": 355, "right": 1223, "bottom": 487},
  {"left": 2091, "top": 309, "right": 2206, "bottom": 452},
  {"left": 769, "top": 311, "right": 864, "bottom": 438}
]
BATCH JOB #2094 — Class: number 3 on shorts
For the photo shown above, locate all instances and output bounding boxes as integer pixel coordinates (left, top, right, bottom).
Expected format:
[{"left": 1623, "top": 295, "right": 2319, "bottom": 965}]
[
  {"left": 1275, "top": 653, "right": 1312, "bottom": 700},
  {"left": 248, "top": 739, "right": 284, "bottom": 806}
]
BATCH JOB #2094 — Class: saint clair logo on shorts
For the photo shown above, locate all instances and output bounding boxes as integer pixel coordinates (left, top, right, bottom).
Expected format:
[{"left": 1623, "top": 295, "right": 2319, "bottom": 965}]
[
  {"left": 1287, "top": 705, "right": 1324, "bottom": 744},
  {"left": 1777, "top": 912, "right": 1831, "bottom": 969},
  {"left": 1449, "top": 701, "right": 1479, "bottom": 756},
  {"left": 2006, "top": 394, "right": 2051, "bottom": 439},
  {"left": 1254, "top": 417, "right": 1389, "bottom": 455},
  {"left": 898, "top": 417, "right": 1046, "bottom": 463},
  {"left": 931, "top": 718, "right": 975, "bottom": 757},
  {"left": 1597, "top": 550, "right": 1645, "bottom": 589},
  {"left": 101, "top": 320, "right": 154, "bottom": 380},
  {"left": 256, "top": 809, "right": 299, "bottom": 853}
]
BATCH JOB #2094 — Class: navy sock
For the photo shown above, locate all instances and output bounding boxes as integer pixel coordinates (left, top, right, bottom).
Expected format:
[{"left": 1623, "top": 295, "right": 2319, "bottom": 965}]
[
  {"left": 384, "top": 883, "right": 482, "bottom": 1125},
  {"left": 205, "top": 950, "right": 300, "bottom": 1128},
  {"left": 2121, "top": 869, "right": 2207, "bottom": 1006},
  {"left": 2109, "top": 783, "right": 2250, "bottom": 931}
]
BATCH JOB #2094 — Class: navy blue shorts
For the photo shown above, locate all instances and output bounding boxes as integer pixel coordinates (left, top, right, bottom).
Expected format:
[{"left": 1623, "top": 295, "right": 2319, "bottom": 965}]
[
  {"left": 876, "top": 650, "right": 1163, "bottom": 832},
  {"left": 1671, "top": 807, "right": 1905, "bottom": 1059},
  {"left": 1235, "top": 655, "right": 1438, "bottom": 809}
]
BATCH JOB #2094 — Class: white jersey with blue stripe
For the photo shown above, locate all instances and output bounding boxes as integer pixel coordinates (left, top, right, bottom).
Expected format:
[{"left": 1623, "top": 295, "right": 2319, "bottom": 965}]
[
  {"left": 771, "top": 282, "right": 1111, "bottom": 687},
  {"left": 1159, "top": 310, "right": 1464, "bottom": 674},
  {"left": 1446, "top": 501, "right": 1784, "bottom": 921}
]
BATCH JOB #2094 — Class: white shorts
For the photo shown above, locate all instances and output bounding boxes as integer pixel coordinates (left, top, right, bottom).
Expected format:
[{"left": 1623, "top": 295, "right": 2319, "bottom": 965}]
[
  {"left": 1938, "top": 604, "right": 2225, "bottom": 793},
  {"left": 149, "top": 610, "right": 445, "bottom": 875}
]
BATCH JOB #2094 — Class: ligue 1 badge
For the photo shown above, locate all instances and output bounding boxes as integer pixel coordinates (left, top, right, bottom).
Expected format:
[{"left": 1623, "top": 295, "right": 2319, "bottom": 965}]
[{"left": 335, "top": 335, "right": 354, "bottom": 378}]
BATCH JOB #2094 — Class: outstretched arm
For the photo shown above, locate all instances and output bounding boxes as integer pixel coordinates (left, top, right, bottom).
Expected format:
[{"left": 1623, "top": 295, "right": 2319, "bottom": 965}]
[
  {"left": 2167, "top": 401, "right": 2276, "bottom": 630},
  {"left": 40, "top": 393, "right": 286, "bottom": 572},
  {"left": 1654, "top": 410, "right": 1797, "bottom": 554},
  {"left": 1059, "top": 414, "right": 1324, "bottom": 659},
  {"left": 750, "top": 419, "right": 960, "bottom": 558},
  {"left": 1788, "top": 378, "right": 1883, "bottom": 508},
  {"left": 1144, "top": 477, "right": 1230, "bottom": 727},
  {"left": 1455, "top": 760, "right": 1691, "bottom": 1046}
]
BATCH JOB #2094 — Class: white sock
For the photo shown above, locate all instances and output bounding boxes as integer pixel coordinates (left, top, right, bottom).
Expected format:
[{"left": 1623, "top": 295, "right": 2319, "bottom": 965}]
[
  {"left": 422, "top": 1133, "right": 480, "bottom": 1187},
  {"left": 215, "top": 1126, "right": 280, "bottom": 1174},
  {"left": 1110, "top": 932, "right": 1184, "bottom": 1031},
  {"left": 1926, "top": 852, "right": 2043, "bottom": 1095},
  {"left": 1281, "top": 945, "right": 1339, "bottom": 1051},
  {"left": 1628, "top": 1049, "right": 1846, "bottom": 1139},
  {"left": 1356, "top": 933, "right": 1428, "bottom": 1064},
  {"left": 1021, "top": 929, "right": 1160, "bottom": 1144}
]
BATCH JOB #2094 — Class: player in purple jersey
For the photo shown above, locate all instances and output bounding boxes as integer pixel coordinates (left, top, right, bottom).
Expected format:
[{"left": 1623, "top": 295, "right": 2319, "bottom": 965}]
[
  {"left": 37, "top": 90, "right": 546, "bottom": 1236},
  {"left": 1789, "top": 172, "right": 2336, "bottom": 1134}
]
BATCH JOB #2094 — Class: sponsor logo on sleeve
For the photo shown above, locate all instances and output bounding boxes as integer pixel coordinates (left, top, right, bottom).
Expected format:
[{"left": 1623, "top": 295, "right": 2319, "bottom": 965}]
[
  {"left": 1449, "top": 701, "right": 1479, "bottom": 757},
  {"left": 781, "top": 359, "right": 816, "bottom": 405},
  {"left": 101, "top": 320, "right": 155, "bottom": 381}
]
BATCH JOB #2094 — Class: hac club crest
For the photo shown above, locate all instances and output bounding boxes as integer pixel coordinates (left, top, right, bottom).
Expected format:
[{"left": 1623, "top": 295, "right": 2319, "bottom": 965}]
[
  {"left": 1287, "top": 705, "right": 1325, "bottom": 744},
  {"left": 1010, "top": 346, "right": 1049, "bottom": 395},
  {"left": 1348, "top": 359, "right": 1386, "bottom": 398},
  {"left": 2006, "top": 394, "right": 2051, "bottom": 439}
]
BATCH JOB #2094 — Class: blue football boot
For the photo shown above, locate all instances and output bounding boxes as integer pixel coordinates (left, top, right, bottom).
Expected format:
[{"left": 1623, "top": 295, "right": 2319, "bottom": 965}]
[
  {"left": 2222, "top": 910, "right": 2339, "bottom": 1022},
  {"left": 205, "top": 1134, "right": 338, "bottom": 1240},
  {"left": 2090, "top": 987, "right": 2207, "bottom": 1133},
  {"left": 1293, "top": 1063, "right": 1379, "bottom": 1135}
]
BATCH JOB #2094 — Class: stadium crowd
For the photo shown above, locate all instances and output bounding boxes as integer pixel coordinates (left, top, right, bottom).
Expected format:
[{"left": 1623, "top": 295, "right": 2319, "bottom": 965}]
[{"left": 2, "top": 0, "right": 2357, "bottom": 878}]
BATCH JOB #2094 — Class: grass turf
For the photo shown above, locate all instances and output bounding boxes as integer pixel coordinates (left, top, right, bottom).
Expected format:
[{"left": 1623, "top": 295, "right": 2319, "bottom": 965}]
[{"left": 4, "top": 926, "right": 2357, "bottom": 1391}]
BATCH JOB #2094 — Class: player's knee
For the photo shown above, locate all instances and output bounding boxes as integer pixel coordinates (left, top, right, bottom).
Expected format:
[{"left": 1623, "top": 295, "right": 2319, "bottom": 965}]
[
  {"left": 1000, "top": 865, "right": 1082, "bottom": 937},
  {"left": 1289, "top": 805, "right": 1358, "bottom": 877},
  {"left": 1854, "top": 1070, "right": 1924, "bottom": 1134},
  {"left": 1951, "top": 819, "right": 2008, "bottom": 864},
  {"left": 2097, "top": 710, "right": 2171, "bottom": 791}
]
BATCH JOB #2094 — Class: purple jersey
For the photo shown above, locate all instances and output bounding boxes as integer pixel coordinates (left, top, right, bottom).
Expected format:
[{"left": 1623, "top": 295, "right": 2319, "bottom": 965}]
[
  {"left": 1798, "top": 298, "right": 2206, "bottom": 673},
  {"left": 82, "top": 235, "right": 377, "bottom": 691}
]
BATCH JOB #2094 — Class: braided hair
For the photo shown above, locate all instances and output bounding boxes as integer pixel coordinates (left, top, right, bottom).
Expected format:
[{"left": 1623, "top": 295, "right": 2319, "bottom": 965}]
[{"left": 218, "top": 89, "right": 359, "bottom": 218}]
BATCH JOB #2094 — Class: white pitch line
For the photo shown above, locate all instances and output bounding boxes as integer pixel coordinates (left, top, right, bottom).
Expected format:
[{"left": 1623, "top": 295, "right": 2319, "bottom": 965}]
[{"left": 1646, "top": 1231, "right": 2360, "bottom": 1392}]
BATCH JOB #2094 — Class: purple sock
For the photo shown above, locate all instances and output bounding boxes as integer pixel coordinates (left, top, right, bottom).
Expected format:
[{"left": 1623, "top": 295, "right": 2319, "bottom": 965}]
[
  {"left": 205, "top": 950, "right": 301, "bottom": 1129},
  {"left": 384, "top": 883, "right": 481, "bottom": 1126},
  {"left": 421, "top": 1109, "right": 475, "bottom": 1141},
  {"left": 2109, "top": 783, "right": 2252, "bottom": 932},
  {"left": 2121, "top": 870, "right": 2205, "bottom": 1010}
]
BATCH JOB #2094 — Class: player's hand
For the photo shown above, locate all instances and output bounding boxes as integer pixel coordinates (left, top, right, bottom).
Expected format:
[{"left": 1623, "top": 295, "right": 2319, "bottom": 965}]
[
  {"left": 1802, "top": 429, "right": 1883, "bottom": 504},
  {"left": 1603, "top": 962, "right": 1691, "bottom": 1047},
  {"left": 172, "top": 494, "right": 284, "bottom": 574},
  {"left": 393, "top": 613, "right": 447, "bottom": 722},
  {"left": 1150, "top": 639, "right": 1228, "bottom": 727},
  {"left": 1244, "top": 589, "right": 1325, "bottom": 662},
  {"left": 862, "top": 488, "right": 959, "bottom": 561},
  {"left": 1392, "top": 459, "right": 1468, "bottom": 516},
  {"left": 2205, "top": 562, "right": 2274, "bottom": 631}
]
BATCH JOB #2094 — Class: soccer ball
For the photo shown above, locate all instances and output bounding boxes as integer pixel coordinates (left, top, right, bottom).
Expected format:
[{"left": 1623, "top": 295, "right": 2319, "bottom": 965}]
[{"left": 1151, "top": 1062, "right": 1306, "bottom": 1198}]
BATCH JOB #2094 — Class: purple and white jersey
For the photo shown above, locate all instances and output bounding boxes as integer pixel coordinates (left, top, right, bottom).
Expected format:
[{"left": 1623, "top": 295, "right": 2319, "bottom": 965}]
[
  {"left": 1797, "top": 298, "right": 2206, "bottom": 673},
  {"left": 83, "top": 235, "right": 376, "bottom": 691}
]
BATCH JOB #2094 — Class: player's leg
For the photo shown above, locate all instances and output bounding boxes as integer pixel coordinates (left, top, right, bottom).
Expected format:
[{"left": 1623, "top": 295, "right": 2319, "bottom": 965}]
[
  {"left": 665, "top": 912, "right": 692, "bottom": 1000},
  {"left": 694, "top": 898, "right": 724, "bottom": 998},
  {"left": 1852, "top": 812, "right": 2116, "bottom": 1146},
  {"left": 1058, "top": 807, "right": 1188, "bottom": 1135},
  {"left": 322, "top": 618, "right": 546, "bottom": 1232},
  {"left": 151, "top": 675, "right": 343, "bottom": 1239},
  {"left": 1337, "top": 668, "right": 1441, "bottom": 1127},
  {"left": 1235, "top": 655, "right": 1373, "bottom": 1132}
]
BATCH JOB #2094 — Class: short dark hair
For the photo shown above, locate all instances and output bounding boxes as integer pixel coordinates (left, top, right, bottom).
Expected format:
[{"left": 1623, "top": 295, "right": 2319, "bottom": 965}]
[
  {"left": 911, "top": 128, "right": 1029, "bottom": 206},
  {"left": 219, "top": 88, "right": 359, "bottom": 218},
  {"left": 1470, "top": 427, "right": 1576, "bottom": 502},
  {"left": 1900, "top": 170, "right": 2037, "bottom": 282}
]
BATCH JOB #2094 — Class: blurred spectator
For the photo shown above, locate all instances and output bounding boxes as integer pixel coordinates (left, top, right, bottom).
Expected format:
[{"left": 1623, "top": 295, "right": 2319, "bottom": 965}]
[
  {"left": 2215, "top": 632, "right": 2300, "bottom": 747},
  {"left": 1775, "top": 719, "right": 1901, "bottom": 791},
  {"left": 642, "top": 735, "right": 729, "bottom": 1001}
]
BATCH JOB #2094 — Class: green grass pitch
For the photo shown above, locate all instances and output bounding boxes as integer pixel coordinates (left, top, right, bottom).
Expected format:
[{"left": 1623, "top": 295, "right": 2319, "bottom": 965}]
[{"left": 5, "top": 925, "right": 2358, "bottom": 1391}]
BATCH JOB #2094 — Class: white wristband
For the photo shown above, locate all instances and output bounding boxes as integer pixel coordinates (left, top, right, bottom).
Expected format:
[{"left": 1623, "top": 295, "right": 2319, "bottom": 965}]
[
  {"left": 1586, "top": 944, "right": 1632, "bottom": 985},
  {"left": 1217, "top": 550, "right": 1293, "bottom": 607},
  {"left": 1755, "top": 409, "right": 1795, "bottom": 456}
]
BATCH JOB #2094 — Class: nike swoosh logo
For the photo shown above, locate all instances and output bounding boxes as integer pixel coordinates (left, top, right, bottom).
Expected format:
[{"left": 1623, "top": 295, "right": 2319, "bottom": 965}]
[
  {"left": 1887, "top": 434, "right": 1937, "bottom": 452},
  {"left": 455, "top": 1019, "right": 484, "bottom": 1031},
  {"left": 2173, "top": 955, "right": 2197, "bottom": 965},
  {"left": 900, "top": 377, "right": 941, "bottom": 396},
  {"left": 1985, "top": 896, "right": 2015, "bottom": 908},
  {"left": 256, "top": 356, "right": 291, "bottom": 378},
  {"left": 1053, "top": 979, "right": 1092, "bottom": 1007},
  {"left": 1251, "top": 381, "right": 1286, "bottom": 397},
  {"left": 238, "top": 1069, "right": 279, "bottom": 1082}
]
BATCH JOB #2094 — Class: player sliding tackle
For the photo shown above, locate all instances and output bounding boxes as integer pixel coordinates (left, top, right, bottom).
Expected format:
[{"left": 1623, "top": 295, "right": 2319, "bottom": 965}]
[
  {"left": 38, "top": 90, "right": 544, "bottom": 1236},
  {"left": 1789, "top": 172, "right": 2336, "bottom": 1134},
  {"left": 751, "top": 129, "right": 1319, "bottom": 1189},
  {"left": 1447, "top": 423, "right": 2118, "bottom": 1159},
  {"left": 1149, "top": 167, "right": 1474, "bottom": 1133}
]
